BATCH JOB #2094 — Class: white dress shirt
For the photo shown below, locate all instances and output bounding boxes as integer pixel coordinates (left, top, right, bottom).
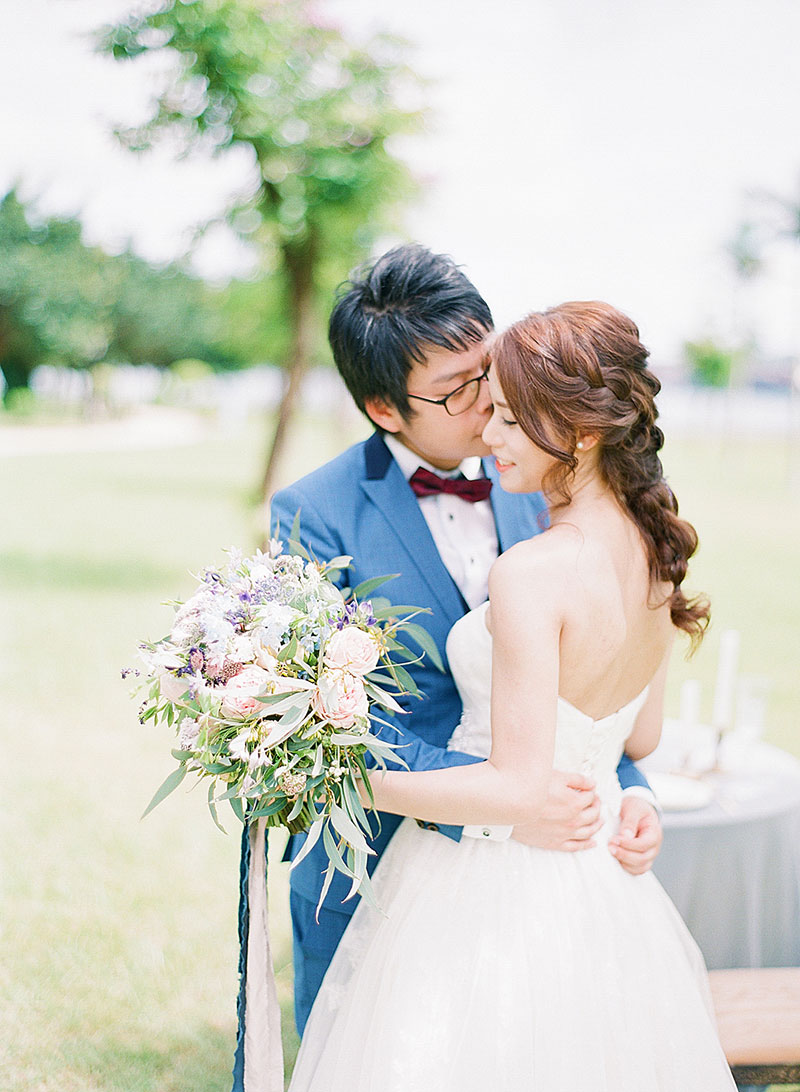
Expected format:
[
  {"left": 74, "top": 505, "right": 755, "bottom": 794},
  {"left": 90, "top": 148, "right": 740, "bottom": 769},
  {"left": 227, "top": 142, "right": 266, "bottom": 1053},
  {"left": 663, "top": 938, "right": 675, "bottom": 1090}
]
[{"left": 385, "top": 436, "right": 510, "bottom": 840}]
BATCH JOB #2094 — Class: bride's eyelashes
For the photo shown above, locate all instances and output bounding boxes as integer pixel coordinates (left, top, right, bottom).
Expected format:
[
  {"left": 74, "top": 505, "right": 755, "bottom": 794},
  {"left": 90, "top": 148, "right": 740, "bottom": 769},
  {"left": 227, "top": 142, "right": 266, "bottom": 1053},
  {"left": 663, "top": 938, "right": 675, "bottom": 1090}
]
[{"left": 489, "top": 404, "right": 518, "bottom": 427}]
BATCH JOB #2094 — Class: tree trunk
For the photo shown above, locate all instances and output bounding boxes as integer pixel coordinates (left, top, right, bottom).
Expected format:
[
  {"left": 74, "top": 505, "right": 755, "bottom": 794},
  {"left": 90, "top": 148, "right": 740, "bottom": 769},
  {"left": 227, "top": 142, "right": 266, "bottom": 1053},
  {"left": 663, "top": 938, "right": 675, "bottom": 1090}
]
[
  {"left": 0, "top": 358, "right": 33, "bottom": 404},
  {"left": 258, "top": 240, "right": 317, "bottom": 511}
]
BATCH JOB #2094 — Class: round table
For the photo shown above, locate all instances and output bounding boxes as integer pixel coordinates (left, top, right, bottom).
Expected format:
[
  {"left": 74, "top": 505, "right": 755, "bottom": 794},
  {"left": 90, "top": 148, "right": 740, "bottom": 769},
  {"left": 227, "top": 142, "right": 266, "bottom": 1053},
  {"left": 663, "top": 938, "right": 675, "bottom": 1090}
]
[{"left": 642, "top": 730, "right": 800, "bottom": 970}]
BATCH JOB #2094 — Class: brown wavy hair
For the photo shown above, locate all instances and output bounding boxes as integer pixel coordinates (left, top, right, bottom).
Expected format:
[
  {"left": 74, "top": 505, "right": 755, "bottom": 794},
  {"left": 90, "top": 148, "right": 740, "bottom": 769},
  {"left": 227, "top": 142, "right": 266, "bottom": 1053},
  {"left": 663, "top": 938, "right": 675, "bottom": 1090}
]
[{"left": 490, "top": 301, "right": 709, "bottom": 648}]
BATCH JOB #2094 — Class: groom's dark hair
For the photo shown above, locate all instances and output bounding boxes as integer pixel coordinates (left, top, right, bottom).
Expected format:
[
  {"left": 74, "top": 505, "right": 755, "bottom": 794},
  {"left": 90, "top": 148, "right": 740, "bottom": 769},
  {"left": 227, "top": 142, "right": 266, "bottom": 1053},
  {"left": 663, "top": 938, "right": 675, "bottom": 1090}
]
[{"left": 328, "top": 244, "right": 494, "bottom": 421}]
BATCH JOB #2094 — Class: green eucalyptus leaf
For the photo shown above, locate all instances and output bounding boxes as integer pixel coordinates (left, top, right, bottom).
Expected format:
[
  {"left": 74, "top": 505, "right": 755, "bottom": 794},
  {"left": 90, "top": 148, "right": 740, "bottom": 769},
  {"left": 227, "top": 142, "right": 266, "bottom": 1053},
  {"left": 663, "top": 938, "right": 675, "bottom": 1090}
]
[
  {"left": 371, "top": 603, "right": 431, "bottom": 620},
  {"left": 399, "top": 621, "right": 444, "bottom": 671},
  {"left": 351, "top": 574, "right": 399, "bottom": 600},
  {"left": 330, "top": 802, "right": 373, "bottom": 854},
  {"left": 141, "top": 765, "right": 187, "bottom": 818},
  {"left": 288, "top": 510, "right": 309, "bottom": 559},
  {"left": 315, "top": 861, "right": 336, "bottom": 922},
  {"left": 322, "top": 822, "right": 357, "bottom": 880},
  {"left": 289, "top": 817, "right": 325, "bottom": 871},
  {"left": 207, "top": 783, "right": 227, "bottom": 834}
]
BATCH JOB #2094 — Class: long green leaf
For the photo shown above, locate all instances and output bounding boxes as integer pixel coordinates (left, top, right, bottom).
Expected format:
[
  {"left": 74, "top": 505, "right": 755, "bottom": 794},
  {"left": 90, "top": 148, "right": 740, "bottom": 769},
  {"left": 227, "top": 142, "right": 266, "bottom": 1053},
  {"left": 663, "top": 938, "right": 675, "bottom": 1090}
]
[
  {"left": 386, "top": 661, "right": 417, "bottom": 693},
  {"left": 289, "top": 817, "right": 325, "bottom": 871},
  {"left": 324, "top": 555, "right": 352, "bottom": 570},
  {"left": 351, "top": 573, "right": 399, "bottom": 599},
  {"left": 342, "top": 775, "right": 371, "bottom": 833},
  {"left": 371, "top": 603, "right": 431, "bottom": 620},
  {"left": 364, "top": 681, "right": 407, "bottom": 714},
  {"left": 399, "top": 621, "right": 444, "bottom": 671},
  {"left": 315, "top": 861, "right": 336, "bottom": 922},
  {"left": 288, "top": 510, "right": 309, "bottom": 558},
  {"left": 286, "top": 792, "right": 306, "bottom": 822},
  {"left": 330, "top": 802, "right": 373, "bottom": 855},
  {"left": 344, "top": 846, "right": 369, "bottom": 902},
  {"left": 322, "top": 823, "right": 357, "bottom": 880},
  {"left": 141, "top": 765, "right": 187, "bottom": 818},
  {"left": 207, "top": 782, "right": 227, "bottom": 834}
]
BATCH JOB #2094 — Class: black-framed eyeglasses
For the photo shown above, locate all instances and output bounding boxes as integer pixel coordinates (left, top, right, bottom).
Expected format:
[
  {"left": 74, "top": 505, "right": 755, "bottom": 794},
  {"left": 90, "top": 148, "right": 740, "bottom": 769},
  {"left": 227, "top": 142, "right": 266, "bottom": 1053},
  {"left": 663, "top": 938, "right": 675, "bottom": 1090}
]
[{"left": 406, "top": 364, "right": 490, "bottom": 417}]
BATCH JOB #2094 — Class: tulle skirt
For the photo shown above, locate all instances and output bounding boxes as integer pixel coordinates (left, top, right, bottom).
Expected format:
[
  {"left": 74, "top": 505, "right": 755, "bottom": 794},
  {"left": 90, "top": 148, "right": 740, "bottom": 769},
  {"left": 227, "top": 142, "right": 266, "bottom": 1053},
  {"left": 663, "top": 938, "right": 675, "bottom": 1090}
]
[{"left": 289, "top": 819, "right": 735, "bottom": 1091}]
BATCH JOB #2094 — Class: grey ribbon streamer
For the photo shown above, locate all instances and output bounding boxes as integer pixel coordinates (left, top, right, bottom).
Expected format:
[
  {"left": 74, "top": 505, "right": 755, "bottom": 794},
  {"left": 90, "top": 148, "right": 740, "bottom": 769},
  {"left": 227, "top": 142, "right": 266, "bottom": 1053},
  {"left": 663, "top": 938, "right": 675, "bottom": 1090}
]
[{"left": 244, "top": 817, "right": 284, "bottom": 1092}]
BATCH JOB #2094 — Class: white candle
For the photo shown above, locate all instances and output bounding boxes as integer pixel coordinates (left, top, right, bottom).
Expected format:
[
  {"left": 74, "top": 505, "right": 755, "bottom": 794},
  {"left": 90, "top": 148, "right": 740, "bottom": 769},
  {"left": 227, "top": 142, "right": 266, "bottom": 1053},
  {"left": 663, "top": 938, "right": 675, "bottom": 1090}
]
[{"left": 711, "top": 629, "right": 740, "bottom": 732}]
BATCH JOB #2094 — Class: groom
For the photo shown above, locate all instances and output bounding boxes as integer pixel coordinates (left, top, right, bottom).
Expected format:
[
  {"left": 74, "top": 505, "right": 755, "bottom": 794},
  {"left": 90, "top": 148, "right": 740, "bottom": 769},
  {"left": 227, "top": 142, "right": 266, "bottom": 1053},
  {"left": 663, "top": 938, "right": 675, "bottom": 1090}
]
[{"left": 233, "top": 245, "right": 662, "bottom": 1082}]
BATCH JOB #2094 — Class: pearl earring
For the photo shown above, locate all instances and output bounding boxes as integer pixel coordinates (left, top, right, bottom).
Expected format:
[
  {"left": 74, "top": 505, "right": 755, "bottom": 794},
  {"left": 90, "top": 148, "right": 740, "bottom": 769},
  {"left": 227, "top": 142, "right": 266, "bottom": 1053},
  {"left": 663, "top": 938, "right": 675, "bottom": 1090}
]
[{"left": 576, "top": 441, "right": 584, "bottom": 450}]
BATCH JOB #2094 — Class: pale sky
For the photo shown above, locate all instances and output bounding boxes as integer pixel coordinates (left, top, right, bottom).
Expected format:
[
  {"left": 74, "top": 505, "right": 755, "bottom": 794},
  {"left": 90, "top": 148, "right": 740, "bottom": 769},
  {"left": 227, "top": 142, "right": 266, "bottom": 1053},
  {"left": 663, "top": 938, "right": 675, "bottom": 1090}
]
[{"left": 3, "top": 0, "right": 800, "bottom": 365}]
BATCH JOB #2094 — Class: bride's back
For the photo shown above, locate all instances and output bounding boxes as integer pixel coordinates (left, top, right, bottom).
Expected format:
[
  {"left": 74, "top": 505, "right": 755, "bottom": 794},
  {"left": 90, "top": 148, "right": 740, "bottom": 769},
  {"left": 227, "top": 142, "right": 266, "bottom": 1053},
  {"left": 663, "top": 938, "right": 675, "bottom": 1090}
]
[{"left": 546, "top": 502, "right": 675, "bottom": 721}]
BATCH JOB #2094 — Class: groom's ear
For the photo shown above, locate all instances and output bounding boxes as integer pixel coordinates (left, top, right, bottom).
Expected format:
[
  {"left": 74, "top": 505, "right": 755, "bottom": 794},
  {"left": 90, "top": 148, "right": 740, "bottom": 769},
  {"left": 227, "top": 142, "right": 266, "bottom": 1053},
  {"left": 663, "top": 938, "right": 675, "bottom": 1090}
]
[{"left": 364, "top": 396, "right": 403, "bottom": 434}]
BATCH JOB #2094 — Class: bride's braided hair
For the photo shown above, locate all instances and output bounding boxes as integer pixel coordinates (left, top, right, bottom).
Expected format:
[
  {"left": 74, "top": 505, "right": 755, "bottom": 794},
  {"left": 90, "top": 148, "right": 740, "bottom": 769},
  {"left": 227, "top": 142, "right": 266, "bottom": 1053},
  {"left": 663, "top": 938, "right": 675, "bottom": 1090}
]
[{"left": 490, "top": 301, "right": 710, "bottom": 647}]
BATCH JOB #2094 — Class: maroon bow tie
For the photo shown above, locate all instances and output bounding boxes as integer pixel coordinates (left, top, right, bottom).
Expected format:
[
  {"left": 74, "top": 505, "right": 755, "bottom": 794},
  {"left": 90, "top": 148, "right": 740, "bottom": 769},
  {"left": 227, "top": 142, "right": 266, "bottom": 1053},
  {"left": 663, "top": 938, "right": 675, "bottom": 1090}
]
[{"left": 409, "top": 466, "right": 492, "bottom": 503}]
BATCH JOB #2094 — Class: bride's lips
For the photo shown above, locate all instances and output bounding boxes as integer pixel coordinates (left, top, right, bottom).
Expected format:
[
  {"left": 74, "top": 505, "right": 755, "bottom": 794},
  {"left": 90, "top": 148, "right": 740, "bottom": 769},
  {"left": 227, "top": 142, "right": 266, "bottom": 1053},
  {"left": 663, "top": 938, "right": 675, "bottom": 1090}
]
[{"left": 493, "top": 456, "right": 514, "bottom": 473}]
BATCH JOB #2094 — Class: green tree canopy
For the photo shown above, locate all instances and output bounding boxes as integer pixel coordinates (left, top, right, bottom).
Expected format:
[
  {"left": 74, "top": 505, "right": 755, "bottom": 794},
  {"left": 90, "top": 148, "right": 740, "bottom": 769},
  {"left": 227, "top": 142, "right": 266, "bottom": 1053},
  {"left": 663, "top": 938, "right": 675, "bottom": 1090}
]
[
  {"left": 100, "top": 0, "right": 423, "bottom": 496},
  {"left": 0, "top": 187, "right": 234, "bottom": 403},
  {"left": 0, "top": 189, "right": 110, "bottom": 397}
]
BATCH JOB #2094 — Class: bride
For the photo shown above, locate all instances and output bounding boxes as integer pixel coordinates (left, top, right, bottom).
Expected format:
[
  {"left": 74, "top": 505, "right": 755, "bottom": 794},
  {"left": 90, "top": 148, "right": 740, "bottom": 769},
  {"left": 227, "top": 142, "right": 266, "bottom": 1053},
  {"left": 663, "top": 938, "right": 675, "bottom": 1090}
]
[{"left": 289, "top": 301, "right": 735, "bottom": 1090}]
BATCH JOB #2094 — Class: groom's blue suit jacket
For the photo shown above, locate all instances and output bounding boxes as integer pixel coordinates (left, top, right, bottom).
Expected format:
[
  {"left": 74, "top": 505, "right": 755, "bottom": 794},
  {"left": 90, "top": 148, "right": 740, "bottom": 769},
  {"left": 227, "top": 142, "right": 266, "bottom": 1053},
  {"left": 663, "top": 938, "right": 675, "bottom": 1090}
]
[{"left": 269, "top": 431, "right": 649, "bottom": 910}]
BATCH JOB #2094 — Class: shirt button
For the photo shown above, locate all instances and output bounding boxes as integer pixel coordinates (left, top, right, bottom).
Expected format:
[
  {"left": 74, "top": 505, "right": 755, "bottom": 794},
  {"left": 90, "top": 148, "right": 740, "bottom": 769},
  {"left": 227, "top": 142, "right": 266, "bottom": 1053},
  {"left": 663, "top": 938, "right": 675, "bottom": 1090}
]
[{"left": 482, "top": 828, "right": 491, "bottom": 837}]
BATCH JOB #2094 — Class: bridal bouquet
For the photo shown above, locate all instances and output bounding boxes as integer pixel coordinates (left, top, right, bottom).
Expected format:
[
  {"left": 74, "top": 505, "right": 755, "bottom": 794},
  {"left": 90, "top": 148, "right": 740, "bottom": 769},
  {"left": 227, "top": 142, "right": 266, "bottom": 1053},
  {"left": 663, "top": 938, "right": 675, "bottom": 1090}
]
[{"left": 133, "top": 537, "right": 438, "bottom": 906}]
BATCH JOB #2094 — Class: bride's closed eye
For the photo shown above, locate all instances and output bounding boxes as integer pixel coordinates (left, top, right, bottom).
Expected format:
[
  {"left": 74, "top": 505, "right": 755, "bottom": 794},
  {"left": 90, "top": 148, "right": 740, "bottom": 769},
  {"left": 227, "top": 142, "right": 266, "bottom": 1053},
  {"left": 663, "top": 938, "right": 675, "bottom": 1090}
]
[{"left": 489, "top": 404, "right": 517, "bottom": 426}]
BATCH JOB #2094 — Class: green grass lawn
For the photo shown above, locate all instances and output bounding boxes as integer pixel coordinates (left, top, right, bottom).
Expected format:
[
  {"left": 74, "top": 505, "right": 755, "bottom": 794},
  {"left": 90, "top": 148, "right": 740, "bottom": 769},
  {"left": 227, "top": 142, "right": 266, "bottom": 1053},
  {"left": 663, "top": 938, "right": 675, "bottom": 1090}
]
[{"left": 1, "top": 409, "right": 797, "bottom": 1090}]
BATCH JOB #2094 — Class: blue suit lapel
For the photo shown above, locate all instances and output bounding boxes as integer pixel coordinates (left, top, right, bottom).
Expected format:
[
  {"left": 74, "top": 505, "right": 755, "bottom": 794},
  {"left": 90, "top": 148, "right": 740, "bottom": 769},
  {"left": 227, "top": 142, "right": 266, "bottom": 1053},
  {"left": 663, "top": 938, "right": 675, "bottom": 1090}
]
[{"left": 361, "top": 434, "right": 467, "bottom": 625}]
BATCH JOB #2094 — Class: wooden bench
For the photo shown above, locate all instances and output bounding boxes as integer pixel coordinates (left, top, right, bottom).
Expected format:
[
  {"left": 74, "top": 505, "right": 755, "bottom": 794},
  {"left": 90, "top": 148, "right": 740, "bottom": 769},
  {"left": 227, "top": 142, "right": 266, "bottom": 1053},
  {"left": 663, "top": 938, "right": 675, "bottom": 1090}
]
[{"left": 709, "top": 968, "right": 800, "bottom": 1088}]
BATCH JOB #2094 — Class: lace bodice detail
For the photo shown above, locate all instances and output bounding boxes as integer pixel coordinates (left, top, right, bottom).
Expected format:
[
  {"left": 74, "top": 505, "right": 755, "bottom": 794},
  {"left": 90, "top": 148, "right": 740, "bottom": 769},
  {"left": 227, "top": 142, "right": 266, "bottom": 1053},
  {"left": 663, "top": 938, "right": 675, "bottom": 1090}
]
[{"left": 446, "top": 602, "right": 648, "bottom": 805}]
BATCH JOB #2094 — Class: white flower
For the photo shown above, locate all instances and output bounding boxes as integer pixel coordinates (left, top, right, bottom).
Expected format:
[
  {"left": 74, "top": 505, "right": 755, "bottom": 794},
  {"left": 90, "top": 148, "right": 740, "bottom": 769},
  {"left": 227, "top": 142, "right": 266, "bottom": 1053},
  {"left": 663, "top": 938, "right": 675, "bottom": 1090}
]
[
  {"left": 231, "top": 634, "right": 257, "bottom": 663},
  {"left": 178, "top": 719, "right": 201, "bottom": 751},
  {"left": 229, "top": 728, "right": 254, "bottom": 762}
]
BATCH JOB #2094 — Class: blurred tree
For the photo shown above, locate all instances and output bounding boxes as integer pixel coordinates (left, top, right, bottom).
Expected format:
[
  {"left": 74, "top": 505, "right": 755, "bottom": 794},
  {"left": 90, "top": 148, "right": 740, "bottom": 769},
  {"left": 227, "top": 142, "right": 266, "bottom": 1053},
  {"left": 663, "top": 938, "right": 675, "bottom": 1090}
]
[
  {"left": 726, "top": 221, "right": 763, "bottom": 283},
  {"left": 99, "top": 0, "right": 422, "bottom": 500},
  {"left": 0, "top": 189, "right": 111, "bottom": 401},
  {"left": 684, "top": 338, "right": 737, "bottom": 388},
  {"left": 0, "top": 187, "right": 231, "bottom": 405},
  {"left": 106, "top": 250, "right": 225, "bottom": 369},
  {"left": 724, "top": 221, "right": 763, "bottom": 382}
]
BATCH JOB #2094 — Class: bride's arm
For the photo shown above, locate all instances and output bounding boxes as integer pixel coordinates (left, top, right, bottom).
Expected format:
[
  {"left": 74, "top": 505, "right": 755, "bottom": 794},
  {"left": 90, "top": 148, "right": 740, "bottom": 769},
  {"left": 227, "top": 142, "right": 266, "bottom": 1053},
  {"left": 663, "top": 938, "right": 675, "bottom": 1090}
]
[{"left": 366, "top": 550, "right": 559, "bottom": 826}]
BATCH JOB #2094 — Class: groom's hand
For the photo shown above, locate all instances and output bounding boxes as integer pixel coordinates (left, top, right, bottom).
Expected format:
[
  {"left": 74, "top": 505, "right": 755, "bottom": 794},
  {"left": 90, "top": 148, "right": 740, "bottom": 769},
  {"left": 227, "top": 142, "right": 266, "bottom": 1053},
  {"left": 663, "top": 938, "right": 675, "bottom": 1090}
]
[
  {"left": 510, "top": 770, "right": 602, "bottom": 851},
  {"left": 608, "top": 796, "right": 663, "bottom": 875}
]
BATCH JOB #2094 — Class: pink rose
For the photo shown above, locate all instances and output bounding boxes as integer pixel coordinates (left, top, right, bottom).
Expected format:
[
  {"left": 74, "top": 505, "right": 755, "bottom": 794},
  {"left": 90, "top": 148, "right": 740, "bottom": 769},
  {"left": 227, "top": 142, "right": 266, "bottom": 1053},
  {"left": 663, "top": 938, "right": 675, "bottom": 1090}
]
[
  {"left": 324, "top": 627, "right": 381, "bottom": 676},
  {"left": 221, "top": 664, "right": 272, "bottom": 719},
  {"left": 312, "top": 670, "right": 369, "bottom": 729}
]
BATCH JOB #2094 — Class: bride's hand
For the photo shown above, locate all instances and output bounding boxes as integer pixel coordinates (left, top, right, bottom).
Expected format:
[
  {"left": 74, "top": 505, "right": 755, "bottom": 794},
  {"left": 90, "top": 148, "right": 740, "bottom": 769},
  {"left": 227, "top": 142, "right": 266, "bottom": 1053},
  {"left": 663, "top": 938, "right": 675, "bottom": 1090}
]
[
  {"left": 510, "top": 770, "right": 602, "bottom": 851},
  {"left": 608, "top": 796, "right": 663, "bottom": 875}
]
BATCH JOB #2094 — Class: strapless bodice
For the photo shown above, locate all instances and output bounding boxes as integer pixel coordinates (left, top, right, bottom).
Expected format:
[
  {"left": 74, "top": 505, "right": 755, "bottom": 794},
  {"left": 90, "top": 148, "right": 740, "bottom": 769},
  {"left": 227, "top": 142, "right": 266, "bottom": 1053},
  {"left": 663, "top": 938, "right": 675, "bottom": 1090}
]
[{"left": 446, "top": 602, "right": 649, "bottom": 808}]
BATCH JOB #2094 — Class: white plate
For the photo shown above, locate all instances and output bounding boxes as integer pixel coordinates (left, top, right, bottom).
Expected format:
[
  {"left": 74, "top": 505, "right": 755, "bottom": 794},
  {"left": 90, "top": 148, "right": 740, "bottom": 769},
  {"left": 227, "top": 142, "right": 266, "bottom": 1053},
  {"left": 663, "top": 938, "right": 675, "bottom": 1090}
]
[{"left": 647, "top": 772, "right": 714, "bottom": 812}]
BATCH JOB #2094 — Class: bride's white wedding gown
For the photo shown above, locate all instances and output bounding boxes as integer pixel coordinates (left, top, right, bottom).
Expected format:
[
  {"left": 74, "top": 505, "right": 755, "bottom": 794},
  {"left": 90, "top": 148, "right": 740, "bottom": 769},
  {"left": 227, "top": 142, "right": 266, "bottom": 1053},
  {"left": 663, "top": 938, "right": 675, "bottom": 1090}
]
[{"left": 289, "top": 603, "right": 735, "bottom": 1091}]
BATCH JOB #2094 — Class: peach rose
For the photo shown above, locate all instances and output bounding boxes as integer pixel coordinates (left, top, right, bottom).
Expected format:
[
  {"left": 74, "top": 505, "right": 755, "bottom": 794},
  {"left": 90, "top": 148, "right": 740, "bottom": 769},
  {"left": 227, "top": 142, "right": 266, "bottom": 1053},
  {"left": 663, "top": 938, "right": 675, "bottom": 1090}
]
[
  {"left": 221, "top": 664, "right": 272, "bottom": 718},
  {"left": 324, "top": 627, "right": 381, "bottom": 676},
  {"left": 312, "top": 670, "right": 369, "bottom": 729}
]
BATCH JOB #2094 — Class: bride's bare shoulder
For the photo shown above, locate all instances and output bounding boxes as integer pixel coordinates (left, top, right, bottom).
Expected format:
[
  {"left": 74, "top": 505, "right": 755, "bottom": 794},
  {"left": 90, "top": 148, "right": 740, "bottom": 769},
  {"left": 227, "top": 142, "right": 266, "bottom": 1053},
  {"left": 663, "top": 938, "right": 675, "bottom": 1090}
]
[{"left": 489, "top": 524, "right": 583, "bottom": 605}]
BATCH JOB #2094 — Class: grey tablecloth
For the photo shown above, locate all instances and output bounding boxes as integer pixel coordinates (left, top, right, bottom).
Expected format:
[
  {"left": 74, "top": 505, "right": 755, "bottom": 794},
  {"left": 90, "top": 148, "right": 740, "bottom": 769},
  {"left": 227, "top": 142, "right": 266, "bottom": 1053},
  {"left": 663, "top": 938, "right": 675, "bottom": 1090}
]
[{"left": 649, "top": 743, "right": 800, "bottom": 969}]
